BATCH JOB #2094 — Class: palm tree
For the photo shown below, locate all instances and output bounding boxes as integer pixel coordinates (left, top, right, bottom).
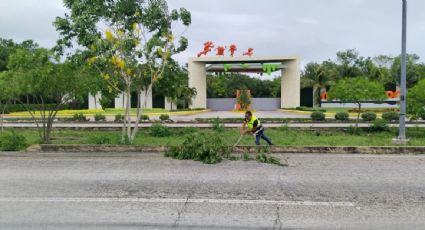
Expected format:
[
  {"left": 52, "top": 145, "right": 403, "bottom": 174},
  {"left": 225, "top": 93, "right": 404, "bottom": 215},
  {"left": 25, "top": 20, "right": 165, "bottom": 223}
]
[{"left": 301, "top": 62, "right": 337, "bottom": 107}]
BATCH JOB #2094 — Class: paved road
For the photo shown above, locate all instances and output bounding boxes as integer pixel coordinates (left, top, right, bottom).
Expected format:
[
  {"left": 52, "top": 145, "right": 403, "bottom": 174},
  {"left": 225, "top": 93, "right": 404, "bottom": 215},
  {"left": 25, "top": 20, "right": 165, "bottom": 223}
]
[{"left": 1, "top": 153, "right": 425, "bottom": 229}]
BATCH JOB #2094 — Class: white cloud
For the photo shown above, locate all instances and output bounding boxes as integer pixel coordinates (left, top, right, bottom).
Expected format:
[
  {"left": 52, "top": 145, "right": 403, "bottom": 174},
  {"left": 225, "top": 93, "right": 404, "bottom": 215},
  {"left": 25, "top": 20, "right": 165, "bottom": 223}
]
[{"left": 0, "top": 0, "right": 424, "bottom": 66}]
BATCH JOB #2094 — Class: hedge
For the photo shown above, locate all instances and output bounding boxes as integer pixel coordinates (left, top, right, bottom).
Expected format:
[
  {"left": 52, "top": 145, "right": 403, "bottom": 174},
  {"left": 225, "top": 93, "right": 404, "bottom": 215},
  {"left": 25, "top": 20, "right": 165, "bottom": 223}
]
[{"left": 0, "top": 104, "right": 70, "bottom": 114}]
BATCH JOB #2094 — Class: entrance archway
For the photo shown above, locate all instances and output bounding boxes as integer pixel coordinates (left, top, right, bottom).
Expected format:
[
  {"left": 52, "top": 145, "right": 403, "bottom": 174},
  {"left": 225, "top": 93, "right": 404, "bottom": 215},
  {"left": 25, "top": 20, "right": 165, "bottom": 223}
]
[{"left": 188, "top": 56, "right": 301, "bottom": 109}]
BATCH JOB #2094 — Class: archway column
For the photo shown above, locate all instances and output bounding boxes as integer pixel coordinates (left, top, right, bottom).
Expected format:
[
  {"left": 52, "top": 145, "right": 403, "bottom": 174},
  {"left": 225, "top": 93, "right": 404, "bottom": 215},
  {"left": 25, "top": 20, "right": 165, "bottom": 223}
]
[
  {"left": 281, "top": 59, "right": 301, "bottom": 108},
  {"left": 188, "top": 61, "right": 207, "bottom": 109}
]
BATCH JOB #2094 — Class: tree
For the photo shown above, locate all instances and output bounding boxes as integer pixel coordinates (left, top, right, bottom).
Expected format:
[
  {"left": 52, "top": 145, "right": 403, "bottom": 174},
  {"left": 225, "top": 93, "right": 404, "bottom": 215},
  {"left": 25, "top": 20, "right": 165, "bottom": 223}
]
[
  {"left": 407, "top": 78, "right": 425, "bottom": 115},
  {"left": 391, "top": 54, "right": 425, "bottom": 88},
  {"left": 336, "top": 49, "right": 363, "bottom": 78},
  {"left": 237, "top": 89, "right": 251, "bottom": 110},
  {"left": 0, "top": 72, "right": 16, "bottom": 132},
  {"left": 0, "top": 39, "right": 38, "bottom": 72},
  {"left": 301, "top": 62, "right": 337, "bottom": 107},
  {"left": 207, "top": 73, "right": 281, "bottom": 99},
  {"left": 3, "top": 47, "right": 88, "bottom": 143},
  {"left": 372, "top": 55, "right": 394, "bottom": 89},
  {"left": 154, "top": 60, "right": 196, "bottom": 110},
  {"left": 54, "top": 0, "right": 191, "bottom": 143},
  {"left": 328, "top": 78, "right": 385, "bottom": 129}
]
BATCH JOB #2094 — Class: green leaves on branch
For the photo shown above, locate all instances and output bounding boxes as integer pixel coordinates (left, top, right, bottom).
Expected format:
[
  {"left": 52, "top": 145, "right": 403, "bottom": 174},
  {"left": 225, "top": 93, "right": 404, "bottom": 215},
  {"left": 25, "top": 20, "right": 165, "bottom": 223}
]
[
  {"left": 54, "top": 0, "right": 192, "bottom": 143},
  {"left": 407, "top": 79, "right": 425, "bottom": 116}
]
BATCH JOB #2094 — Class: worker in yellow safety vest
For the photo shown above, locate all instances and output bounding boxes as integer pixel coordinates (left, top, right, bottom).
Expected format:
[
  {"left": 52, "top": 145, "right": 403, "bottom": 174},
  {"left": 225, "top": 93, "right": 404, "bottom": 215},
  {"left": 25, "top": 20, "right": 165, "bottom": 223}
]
[{"left": 242, "top": 111, "right": 273, "bottom": 146}]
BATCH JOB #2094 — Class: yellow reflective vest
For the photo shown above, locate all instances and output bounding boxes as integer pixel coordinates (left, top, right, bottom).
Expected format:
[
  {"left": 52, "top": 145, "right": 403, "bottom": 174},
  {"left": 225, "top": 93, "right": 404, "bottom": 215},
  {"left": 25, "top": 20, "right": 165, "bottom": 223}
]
[{"left": 246, "top": 116, "right": 261, "bottom": 129}]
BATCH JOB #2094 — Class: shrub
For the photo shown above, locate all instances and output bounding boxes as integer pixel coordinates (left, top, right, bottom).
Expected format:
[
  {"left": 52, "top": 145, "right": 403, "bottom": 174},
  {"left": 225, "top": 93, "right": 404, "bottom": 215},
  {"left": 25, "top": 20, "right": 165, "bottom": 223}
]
[
  {"left": 382, "top": 111, "right": 399, "bottom": 122},
  {"left": 94, "top": 113, "right": 106, "bottom": 122},
  {"left": 72, "top": 113, "right": 87, "bottom": 122},
  {"left": 335, "top": 112, "right": 349, "bottom": 121},
  {"left": 346, "top": 125, "right": 362, "bottom": 135},
  {"left": 211, "top": 117, "right": 225, "bottom": 133},
  {"left": 419, "top": 108, "right": 425, "bottom": 120},
  {"left": 310, "top": 111, "right": 326, "bottom": 121},
  {"left": 0, "top": 131, "right": 27, "bottom": 151},
  {"left": 89, "top": 136, "right": 112, "bottom": 144},
  {"left": 242, "top": 152, "right": 253, "bottom": 161},
  {"left": 237, "top": 89, "right": 252, "bottom": 110},
  {"left": 150, "top": 123, "right": 172, "bottom": 137},
  {"left": 409, "top": 115, "right": 418, "bottom": 122},
  {"left": 1, "top": 104, "right": 70, "bottom": 114},
  {"left": 159, "top": 114, "right": 170, "bottom": 121},
  {"left": 407, "top": 126, "right": 425, "bottom": 138},
  {"left": 140, "top": 114, "right": 150, "bottom": 122},
  {"left": 361, "top": 112, "right": 377, "bottom": 122},
  {"left": 114, "top": 114, "right": 124, "bottom": 123},
  {"left": 369, "top": 119, "right": 390, "bottom": 133},
  {"left": 165, "top": 133, "right": 229, "bottom": 164},
  {"left": 174, "top": 127, "right": 199, "bottom": 136}
]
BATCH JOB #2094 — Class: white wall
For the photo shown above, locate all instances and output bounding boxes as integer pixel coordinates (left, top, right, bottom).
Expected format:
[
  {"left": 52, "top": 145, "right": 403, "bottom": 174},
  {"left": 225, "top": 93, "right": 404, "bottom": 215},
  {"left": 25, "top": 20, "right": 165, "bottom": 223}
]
[{"left": 88, "top": 92, "right": 102, "bottom": 110}]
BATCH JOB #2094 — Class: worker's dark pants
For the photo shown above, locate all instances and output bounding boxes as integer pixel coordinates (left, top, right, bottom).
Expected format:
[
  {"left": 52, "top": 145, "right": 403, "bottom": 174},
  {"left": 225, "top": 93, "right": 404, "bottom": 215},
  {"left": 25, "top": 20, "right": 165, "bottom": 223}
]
[{"left": 255, "top": 130, "right": 273, "bottom": 146}]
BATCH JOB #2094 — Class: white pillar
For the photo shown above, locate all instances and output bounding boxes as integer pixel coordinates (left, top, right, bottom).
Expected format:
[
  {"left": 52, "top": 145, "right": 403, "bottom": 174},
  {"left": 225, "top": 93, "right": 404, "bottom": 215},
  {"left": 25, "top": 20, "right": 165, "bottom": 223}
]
[
  {"left": 114, "top": 92, "right": 126, "bottom": 109},
  {"left": 188, "top": 60, "right": 207, "bottom": 109},
  {"left": 140, "top": 90, "right": 153, "bottom": 109},
  {"left": 281, "top": 59, "right": 301, "bottom": 108},
  {"left": 88, "top": 92, "right": 102, "bottom": 110},
  {"left": 164, "top": 97, "right": 173, "bottom": 110}
]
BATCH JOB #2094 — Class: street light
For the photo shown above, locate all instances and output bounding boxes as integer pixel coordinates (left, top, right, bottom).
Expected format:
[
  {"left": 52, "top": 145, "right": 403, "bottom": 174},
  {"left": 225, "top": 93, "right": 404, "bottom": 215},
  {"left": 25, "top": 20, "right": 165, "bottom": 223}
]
[{"left": 393, "top": 0, "right": 409, "bottom": 144}]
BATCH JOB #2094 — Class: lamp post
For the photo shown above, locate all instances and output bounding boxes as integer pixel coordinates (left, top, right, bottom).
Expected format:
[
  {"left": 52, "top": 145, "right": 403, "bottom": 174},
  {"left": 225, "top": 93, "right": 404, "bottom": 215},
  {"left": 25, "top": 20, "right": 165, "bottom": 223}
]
[{"left": 393, "top": 0, "right": 409, "bottom": 144}]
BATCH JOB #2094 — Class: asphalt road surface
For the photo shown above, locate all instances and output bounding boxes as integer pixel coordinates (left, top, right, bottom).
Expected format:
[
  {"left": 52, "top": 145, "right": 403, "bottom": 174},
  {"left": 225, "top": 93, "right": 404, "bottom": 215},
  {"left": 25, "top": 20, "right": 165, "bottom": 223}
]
[{"left": 0, "top": 153, "right": 425, "bottom": 229}]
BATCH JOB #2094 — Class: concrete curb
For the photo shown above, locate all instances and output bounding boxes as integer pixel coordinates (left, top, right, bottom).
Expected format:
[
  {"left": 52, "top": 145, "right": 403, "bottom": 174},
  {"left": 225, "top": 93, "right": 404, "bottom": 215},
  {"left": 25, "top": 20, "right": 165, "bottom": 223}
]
[{"left": 24, "top": 144, "right": 425, "bottom": 155}]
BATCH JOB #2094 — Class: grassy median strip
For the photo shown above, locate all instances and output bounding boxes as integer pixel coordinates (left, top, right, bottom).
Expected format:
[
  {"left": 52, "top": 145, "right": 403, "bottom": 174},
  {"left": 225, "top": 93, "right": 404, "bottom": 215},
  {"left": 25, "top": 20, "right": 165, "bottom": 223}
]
[{"left": 1, "top": 126, "right": 425, "bottom": 150}]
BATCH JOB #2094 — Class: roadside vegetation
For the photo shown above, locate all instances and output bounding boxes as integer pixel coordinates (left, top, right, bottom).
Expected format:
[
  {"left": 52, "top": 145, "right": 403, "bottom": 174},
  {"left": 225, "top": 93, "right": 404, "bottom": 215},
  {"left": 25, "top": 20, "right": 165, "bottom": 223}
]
[{"left": 2, "top": 125, "right": 425, "bottom": 152}]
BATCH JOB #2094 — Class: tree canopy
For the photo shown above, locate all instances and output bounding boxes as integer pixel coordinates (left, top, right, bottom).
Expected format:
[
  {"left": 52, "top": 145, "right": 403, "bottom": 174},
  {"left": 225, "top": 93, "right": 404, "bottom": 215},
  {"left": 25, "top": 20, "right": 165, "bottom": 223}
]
[
  {"left": 54, "top": 0, "right": 192, "bottom": 143},
  {"left": 302, "top": 49, "right": 425, "bottom": 91}
]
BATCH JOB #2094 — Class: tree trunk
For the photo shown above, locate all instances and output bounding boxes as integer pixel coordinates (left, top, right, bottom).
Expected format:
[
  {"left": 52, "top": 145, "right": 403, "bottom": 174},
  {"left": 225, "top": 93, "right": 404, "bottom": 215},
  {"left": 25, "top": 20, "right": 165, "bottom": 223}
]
[
  {"left": 313, "top": 85, "right": 320, "bottom": 108},
  {"left": 125, "top": 88, "right": 132, "bottom": 141},
  {"left": 130, "top": 84, "right": 152, "bottom": 143},
  {"left": 355, "top": 103, "right": 362, "bottom": 133}
]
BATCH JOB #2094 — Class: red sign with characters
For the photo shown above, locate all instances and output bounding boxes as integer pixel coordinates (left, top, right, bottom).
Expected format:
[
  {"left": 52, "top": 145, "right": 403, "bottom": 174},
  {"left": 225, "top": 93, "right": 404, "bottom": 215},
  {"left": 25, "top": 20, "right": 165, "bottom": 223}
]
[
  {"left": 197, "top": 42, "right": 253, "bottom": 57},
  {"left": 197, "top": 41, "right": 215, "bottom": 57},
  {"left": 243, "top": 48, "right": 254, "bottom": 57},
  {"left": 216, "top": 46, "right": 226, "bottom": 56}
]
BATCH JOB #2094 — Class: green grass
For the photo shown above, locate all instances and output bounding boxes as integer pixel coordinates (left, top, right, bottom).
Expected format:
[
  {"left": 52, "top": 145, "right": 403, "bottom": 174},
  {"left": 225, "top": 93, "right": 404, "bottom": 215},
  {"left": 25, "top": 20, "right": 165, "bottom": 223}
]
[{"left": 2, "top": 126, "right": 425, "bottom": 150}]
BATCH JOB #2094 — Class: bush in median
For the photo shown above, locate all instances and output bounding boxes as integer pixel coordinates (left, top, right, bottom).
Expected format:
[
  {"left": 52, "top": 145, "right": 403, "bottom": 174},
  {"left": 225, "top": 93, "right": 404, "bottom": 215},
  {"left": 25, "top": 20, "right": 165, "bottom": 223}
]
[
  {"left": 369, "top": 119, "right": 390, "bottom": 133},
  {"left": 419, "top": 108, "right": 425, "bottom": 120},
  {"left": 114, "top": 114, "right": 124, "bottom": 123},
  {"left": 211, "top": 117, "right": 225, "bottom": 133},
  {"left": 382, "top": 111, "right": 399, "bottom": 122},
  {"left": 311, "top": 111, "right": 326, "bottom": 121},
  {"left": 94, "top": 113, "right": 106, "bottom": 122},
  {"left": 361, "top": 112, "right": 377, "bottom": 122},
  {"left": 72, "top": 113, "right": 88, "bottom": 122},
  {"left": 159, "top": 114, "right": 170, "bottom": 122},
  {"left": 140, "top": 114, "right": 150, "bottom": 122},
  {"left": 150, "top": 123, "right": 172, "bottom": 137},
  {"left": 335, "top": 112, "right": 349, "bottom": 121}
]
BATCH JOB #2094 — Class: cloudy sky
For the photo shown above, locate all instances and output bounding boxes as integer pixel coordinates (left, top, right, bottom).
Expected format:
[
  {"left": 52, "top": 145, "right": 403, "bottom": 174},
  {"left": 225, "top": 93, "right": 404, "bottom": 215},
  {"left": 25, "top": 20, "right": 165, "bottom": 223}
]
[{"left": 1, "top": 0, "right": 424, "bottom": 66}]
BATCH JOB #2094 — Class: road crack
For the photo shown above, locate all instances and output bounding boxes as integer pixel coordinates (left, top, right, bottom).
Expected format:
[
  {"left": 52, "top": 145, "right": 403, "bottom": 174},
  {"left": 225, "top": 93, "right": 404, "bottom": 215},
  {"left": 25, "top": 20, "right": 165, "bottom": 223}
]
[
  {"left": 274, "top": 206, "right": 282, "bottom": 230},
  {"left": 171, "top": 192, "right": 192, "bottom": 228}
]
